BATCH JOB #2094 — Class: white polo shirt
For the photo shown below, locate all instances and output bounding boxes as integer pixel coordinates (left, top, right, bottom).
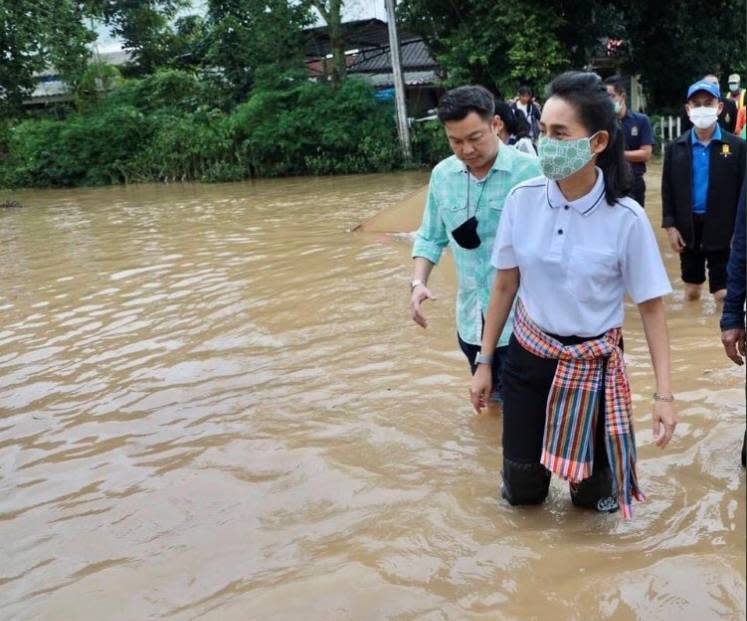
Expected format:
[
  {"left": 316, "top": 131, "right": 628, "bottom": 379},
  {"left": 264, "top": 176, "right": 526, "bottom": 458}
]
[{"left": 491, "top": 169, "right": 671, "bottom": 337}]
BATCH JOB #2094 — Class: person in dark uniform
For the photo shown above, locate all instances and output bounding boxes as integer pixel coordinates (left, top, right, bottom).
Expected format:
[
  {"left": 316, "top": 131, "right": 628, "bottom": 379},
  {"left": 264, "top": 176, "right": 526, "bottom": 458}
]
[{"left": 604, "top": 75, "right": 654, "bottom": 207}]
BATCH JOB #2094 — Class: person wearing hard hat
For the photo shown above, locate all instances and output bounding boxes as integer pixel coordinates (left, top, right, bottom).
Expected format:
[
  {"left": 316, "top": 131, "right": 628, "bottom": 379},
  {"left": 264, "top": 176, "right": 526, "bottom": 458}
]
[{"left": 727, "top": 74, "right": 746, "bottom": 109}]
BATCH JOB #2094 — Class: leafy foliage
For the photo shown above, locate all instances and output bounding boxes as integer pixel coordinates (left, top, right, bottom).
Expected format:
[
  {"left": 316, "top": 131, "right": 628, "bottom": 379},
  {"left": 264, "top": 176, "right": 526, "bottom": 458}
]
[
  {"left": 203, "top": 0, "right": 314, "bottom": 103},
  {"left": 398, "top": 0, "right": 570, "bottom": 97},
  {"left": 619, "top": 0, "right": 746, "bottom": 108},
  {"left": 83, "top": 0, "right": 190, "bottom": 74},
  {"left": 0, "top": 0, "right": 94, "bottom": 116},
  {"left": 0, "top": 73, "right": 404, "bottom": 187},
  {"left": 399, "top": 0, "right": 746, "bottom": 107},
  {"left": 232, "top": 76, "right": 402, "bottom": 176}
]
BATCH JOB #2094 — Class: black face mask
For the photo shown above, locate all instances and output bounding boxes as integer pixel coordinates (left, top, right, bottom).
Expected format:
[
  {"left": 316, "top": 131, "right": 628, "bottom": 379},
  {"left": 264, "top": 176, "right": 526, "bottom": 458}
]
[
  {"left": 451, "top": 216, "right": 481, "bottom": 249},
  {"left": 451, "top": 167, "right": 494, "bottom": 250}
]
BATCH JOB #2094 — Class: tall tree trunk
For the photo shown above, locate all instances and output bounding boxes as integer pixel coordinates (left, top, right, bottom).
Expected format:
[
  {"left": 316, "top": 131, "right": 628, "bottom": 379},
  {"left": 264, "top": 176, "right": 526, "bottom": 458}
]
[{"left": 311, "top": 0, "right": 346, "bottom": 84}]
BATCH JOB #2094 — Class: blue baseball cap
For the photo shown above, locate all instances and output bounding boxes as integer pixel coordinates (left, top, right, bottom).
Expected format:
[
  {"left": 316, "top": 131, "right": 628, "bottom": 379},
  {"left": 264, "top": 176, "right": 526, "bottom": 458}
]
[{"left": 687, "top": 80, "right": 720, "bottom": 100}]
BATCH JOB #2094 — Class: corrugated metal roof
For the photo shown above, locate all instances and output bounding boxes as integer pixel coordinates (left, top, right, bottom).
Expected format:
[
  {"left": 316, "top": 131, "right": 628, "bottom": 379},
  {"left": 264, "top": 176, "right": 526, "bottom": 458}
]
[
  {"left": 305, "top": 18, "right": 396, "bottom": 58},
  {"left": 349, "top": 39, "right": 438, "bottom": 73},
  {"left": 363, "top": 70, "right": 439, "bottom": 87},
  {"left": 305, "top": 18, "right": 439, "bottom": 74},
  {"left": 27, "top": 50, "right": 134, "bottom": 103},
  {"left": 34, "top": 50, "right": 133, "bottom": 78}
]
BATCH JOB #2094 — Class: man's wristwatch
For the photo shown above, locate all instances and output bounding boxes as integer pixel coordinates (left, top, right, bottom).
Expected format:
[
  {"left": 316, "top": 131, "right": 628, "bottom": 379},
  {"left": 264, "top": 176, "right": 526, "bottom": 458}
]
[
  {"left": 474, "top": 352, "right": 493, "bottom": 366},
  {"left": 410, "top": 279, "right": 425, "bottom": 291}
]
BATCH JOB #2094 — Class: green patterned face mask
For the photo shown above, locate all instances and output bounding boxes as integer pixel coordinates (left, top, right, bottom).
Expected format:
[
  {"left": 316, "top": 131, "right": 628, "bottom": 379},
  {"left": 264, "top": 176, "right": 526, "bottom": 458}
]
[{"left": 537, "top": 134, "right": 597, "bottom": 181}]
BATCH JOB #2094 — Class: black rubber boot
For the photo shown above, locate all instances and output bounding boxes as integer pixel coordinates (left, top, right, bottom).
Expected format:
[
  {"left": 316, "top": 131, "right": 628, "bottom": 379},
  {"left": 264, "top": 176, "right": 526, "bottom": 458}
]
[
  {"left": 501, "top": 458, "right": 551, "bottom": 506},
  {"left": 570, "top": 468, "right": 618, "bottom": 513}
]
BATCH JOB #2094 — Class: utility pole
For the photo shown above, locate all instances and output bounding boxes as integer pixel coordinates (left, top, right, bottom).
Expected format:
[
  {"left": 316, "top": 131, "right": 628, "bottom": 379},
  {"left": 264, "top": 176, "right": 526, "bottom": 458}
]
[{"left": 384, "top": 0, "right": 412, "bottom": 162}]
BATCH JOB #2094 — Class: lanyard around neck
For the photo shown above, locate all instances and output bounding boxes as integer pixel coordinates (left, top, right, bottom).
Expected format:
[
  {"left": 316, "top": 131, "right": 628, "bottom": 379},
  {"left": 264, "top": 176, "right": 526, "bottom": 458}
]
[{"left": 465, "top": 168, "right": 493, "bottom": 218}]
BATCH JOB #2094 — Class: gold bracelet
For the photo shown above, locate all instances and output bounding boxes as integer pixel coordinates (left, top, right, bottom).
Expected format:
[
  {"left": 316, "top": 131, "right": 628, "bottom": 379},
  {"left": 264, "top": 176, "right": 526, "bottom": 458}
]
[{"left": 653, "top": 392, "right": 675, "bottom": 402}]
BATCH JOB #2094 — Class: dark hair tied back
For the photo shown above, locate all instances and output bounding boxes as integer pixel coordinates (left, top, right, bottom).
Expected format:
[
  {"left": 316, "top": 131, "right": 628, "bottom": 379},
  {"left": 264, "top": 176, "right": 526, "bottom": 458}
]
[{"left": 549, "top": 71, "right": 632, "bottom": 204}]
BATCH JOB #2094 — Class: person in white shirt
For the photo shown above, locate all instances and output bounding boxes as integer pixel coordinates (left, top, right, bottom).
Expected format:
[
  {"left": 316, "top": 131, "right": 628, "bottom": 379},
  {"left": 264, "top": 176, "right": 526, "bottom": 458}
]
[{"left": 470, "top": 72, "right": 678, "bottom": 518}]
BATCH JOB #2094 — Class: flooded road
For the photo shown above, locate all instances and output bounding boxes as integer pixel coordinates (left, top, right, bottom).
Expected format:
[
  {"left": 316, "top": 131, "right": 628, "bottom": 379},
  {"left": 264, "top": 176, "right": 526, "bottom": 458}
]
[{"left": 0, "top": 164, "right": 744, "bottom": 620}]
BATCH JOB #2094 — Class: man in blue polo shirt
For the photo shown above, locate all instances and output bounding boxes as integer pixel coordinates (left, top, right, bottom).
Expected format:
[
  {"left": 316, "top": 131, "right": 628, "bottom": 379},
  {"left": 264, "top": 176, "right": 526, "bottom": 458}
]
[
  {"left": 604, "top": 75, "right": 654, "bottom": 207},
  {"left": 662, "top": 80, "right": 746, "bottom": 301}
]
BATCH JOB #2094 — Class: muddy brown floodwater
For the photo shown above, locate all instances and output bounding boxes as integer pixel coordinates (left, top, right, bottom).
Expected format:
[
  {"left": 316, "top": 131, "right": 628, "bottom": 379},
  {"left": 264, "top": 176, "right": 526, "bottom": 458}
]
[{"left": 0, "top": 162, "right": 744, "bottom": 620}]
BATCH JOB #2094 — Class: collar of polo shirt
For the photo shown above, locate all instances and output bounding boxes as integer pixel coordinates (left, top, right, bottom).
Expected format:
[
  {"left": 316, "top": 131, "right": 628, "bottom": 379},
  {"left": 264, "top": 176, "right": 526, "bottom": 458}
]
[
  {"left": 455, "top": 140, "right": 514, "bottom": 176},
  {"left": 546, "top": 166, "right": 606, "bottom": 216}
]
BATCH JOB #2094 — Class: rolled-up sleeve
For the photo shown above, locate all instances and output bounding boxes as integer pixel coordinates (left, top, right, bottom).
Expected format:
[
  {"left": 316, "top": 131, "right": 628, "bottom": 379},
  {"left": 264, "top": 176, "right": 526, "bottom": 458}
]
[
  {"left": 622, "top": 213, "right": 672, "bottom": 303},
  {"left": 411, "top": 180, "right": 448, "bottom": 264},
  {"left": 491, "top": 191, "right": 517, "bottom": 269}
]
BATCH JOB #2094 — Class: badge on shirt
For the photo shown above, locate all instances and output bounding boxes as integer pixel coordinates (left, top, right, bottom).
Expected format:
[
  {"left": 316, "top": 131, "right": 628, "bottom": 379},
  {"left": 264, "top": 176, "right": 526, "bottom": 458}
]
[
  {"left": 721, "top": 144, "right": 732, "bottom": 157},
  {"left": 631, "top": 126, "right": 639, "bottom": 137}
]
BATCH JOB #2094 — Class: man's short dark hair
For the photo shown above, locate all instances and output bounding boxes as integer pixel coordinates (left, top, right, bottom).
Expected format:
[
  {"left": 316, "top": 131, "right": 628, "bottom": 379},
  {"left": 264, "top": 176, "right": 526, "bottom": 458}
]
[
  {"left": 518, "top": 85, "right": 533, "bottom": 97},
  {"left": 437, "top": 85, "right": 495, "bottom": 123},
  {"left": 603, "top": 75, "right": 626, "bottom": 96}
]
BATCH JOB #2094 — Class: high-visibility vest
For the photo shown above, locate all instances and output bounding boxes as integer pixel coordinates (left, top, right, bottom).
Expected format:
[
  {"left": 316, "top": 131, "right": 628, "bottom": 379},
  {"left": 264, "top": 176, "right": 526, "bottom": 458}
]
[{"left": 728, "top": 89, "right": 746, "bottom": 109}]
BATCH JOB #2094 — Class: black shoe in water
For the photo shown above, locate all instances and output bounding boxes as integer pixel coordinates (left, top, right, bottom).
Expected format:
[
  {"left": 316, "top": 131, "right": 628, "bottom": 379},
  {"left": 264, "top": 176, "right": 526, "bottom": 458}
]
[{"left": 594, "top": 496, "right": 619, "bottom": 513}]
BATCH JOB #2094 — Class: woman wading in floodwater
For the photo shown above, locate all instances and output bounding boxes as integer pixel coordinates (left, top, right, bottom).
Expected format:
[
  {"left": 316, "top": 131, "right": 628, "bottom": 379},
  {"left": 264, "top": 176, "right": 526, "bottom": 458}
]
[{"left": 470, "top": 72, "right": 679, "bottom": 517}]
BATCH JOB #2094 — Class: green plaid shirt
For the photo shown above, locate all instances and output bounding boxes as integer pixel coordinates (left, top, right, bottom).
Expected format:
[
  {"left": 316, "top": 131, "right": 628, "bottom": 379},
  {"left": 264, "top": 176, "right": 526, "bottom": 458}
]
[{"left": 412, "top": 145, "right": 541, "bottom": 346}]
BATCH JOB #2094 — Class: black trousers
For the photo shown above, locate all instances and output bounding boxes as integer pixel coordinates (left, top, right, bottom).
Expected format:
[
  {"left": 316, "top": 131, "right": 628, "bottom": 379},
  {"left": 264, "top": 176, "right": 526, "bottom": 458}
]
[
  {"left": 630, "top": 174, "right": 646, "bottom": 208},
  {"left": 500, "top": 334, "right": 614, "bottom": 507},
  {"left": 680, "top": 215, "right": 730, "bottom": 293}
]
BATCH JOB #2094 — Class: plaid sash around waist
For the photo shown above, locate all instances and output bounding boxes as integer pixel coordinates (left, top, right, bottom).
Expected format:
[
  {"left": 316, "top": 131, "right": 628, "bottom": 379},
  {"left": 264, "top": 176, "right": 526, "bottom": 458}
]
[{"left": 513, "top": 299, "right": 644, "bottom": 519}]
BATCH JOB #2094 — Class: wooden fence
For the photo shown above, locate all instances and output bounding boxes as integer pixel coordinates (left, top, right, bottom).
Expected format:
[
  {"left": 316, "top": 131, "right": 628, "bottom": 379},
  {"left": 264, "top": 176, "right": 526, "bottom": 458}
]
[{"left": 651, "top": 114, "right": 682, "bottom": 155}]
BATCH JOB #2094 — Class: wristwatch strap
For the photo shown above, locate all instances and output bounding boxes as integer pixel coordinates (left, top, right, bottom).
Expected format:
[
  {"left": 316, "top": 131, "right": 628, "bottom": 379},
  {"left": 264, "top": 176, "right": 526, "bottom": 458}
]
[{"left": 474, "top": 352, "right": 493, "bottom": 365}]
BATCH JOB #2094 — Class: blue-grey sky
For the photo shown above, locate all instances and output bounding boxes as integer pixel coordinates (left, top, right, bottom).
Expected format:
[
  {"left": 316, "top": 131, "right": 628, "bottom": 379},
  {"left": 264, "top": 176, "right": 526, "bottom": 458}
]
[{"left": 94, "top": 0, "right": 387, "bottom": 52}]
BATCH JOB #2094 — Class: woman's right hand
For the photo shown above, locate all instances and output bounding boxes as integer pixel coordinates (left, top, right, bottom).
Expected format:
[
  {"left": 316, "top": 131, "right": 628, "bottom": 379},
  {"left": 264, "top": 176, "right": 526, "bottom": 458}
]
[
  {"left": 652, "top": 399, "right": 679, "bottom": 448},
  {"left": 469, "top": 364, "right": 492, "bottom": 413}
]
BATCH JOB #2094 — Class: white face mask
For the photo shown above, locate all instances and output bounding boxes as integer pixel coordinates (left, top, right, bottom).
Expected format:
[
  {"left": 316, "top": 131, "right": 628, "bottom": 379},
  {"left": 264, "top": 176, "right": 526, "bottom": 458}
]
[
  {"left": 688, "top": 106, "right": 719, "bottom": 129},
  {"left": 729, "top": 83, "right": 739, "bottom": 93}
]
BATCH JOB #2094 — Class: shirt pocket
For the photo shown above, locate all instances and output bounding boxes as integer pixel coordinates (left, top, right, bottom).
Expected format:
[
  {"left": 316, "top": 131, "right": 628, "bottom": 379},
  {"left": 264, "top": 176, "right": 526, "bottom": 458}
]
[
  {"left": 566, "top": 247, "right": 619, "bottom": 303},
  {"left": 441, "top": 201, "right": 469, "bottom": 231},
  {"left": 486, "top": 193, "right": 506, "bottom": 211}
]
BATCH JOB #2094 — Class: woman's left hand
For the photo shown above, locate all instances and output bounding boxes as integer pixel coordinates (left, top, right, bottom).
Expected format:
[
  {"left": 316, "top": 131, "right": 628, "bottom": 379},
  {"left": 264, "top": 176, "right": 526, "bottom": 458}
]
[{"left": 652, "top": 399, "right": 678, "bottom": 448}]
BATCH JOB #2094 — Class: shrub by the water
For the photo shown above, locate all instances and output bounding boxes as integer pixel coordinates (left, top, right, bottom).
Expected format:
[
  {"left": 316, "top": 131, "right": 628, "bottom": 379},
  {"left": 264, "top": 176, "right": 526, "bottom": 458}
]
[
  {"left": 232, "top": 77, "right": 402, "bottom": 177},
  {"left": 0, "top": 71, "right": 410, "bottom": 188},
  {"left": 2, "top": 106, "right": 152, "bottom": 187},
  {"left": 411, "top": 119, "right": 451, "bottom": 167}
]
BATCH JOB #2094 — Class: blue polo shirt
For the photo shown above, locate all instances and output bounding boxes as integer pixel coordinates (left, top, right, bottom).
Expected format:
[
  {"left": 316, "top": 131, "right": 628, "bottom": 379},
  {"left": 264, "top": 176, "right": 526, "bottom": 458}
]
[
  {"left": 620, "top": 110, "right": 654, "bottom": 175},
  {"left": 690, "top": 124, "right": 722, "bottom": 215}
]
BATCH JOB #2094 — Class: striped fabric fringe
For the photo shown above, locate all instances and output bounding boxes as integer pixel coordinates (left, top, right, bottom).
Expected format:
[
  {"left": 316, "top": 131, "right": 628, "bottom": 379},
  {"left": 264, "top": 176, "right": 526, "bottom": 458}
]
[{"left": 513, "top": 299, "right": 644, "bottom": 519}]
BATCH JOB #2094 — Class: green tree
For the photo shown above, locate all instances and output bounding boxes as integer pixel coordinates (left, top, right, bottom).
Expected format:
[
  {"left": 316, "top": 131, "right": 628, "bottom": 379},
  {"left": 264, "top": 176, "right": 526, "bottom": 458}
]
[
  {"left": 75, "top": 61, "right": 123, "bottom": 111},
  {"left": 204, "top": 0, "right": 313, "bottom": 103},
  {"left": 83, "top": 0, "right": 189, "bottom": 74},
  {"left": 619, "top": 0, "right": 746, "bottom": 109},
  {"left": 168, "top": 14, "right": 211, "bottom": 69},
  {"left": 398, "top": 0, "right": 570, "bottom": 96},
  {"left": 400, "top": 0, "right": 745, "bottom": 109},
  {"left": 308, "top": 0, "right": 346, "bottom": 84},
  {"left": 0, "top": 0, "right": 94, "bottom": 117}
]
